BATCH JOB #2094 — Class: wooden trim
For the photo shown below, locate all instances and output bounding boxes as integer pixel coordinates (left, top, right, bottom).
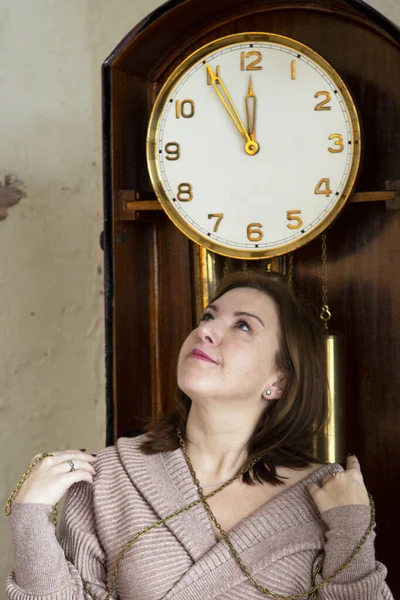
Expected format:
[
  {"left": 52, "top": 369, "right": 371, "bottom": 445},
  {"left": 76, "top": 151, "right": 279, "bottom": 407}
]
[
  {"left": 349, "top": 191, "right": 396, "bottom": 203},
  {"left": 114, "top": 190, "right": 397, "bottom": 220}
]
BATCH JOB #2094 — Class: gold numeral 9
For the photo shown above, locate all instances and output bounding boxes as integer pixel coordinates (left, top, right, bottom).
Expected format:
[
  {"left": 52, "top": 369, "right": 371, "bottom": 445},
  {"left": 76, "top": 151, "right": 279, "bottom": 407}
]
[
  {"left": 315, "top": 178, "right": 332, "bottom": 197},
  {"left": 175, "top": 100, "right": 195, "bottom": 119},
  {"left": 240, "top": 51, "right": 262, "bottom": 71},
  {"left": 328, "top": 134, "right": 344, "bottom": 153},
  {"left": 315, "top": 92, "right": 332, "bottom": 111},
  {"left": 208, "top": 213, "right": 224, "bottom": 232},
  {"left": 177, "top": 183, "right": 193, "bottom": 202},
  {"left": 165, "top": 142, "right": 180, "bottom": 161},
  {"left": 247, "top": 223, "right": 263, "bottom": 241},
  {"left": 287, "top": 210, "right": 303, "bottom": 229}
]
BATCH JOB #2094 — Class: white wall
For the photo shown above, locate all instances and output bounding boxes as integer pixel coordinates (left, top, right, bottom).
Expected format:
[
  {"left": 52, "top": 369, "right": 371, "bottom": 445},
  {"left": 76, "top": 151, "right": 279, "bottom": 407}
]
[
  {"left": 0, "top": 0, "right": 161, "bottom": 584},
  {"left": 1, "top": 0, "right": 398, "bottom": 587}
]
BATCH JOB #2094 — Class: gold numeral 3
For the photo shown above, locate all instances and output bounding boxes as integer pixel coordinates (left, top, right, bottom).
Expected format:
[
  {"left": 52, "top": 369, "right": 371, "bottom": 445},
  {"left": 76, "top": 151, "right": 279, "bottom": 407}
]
[{"left": 328, "top": 134, "right": 344, "bottom": 153}]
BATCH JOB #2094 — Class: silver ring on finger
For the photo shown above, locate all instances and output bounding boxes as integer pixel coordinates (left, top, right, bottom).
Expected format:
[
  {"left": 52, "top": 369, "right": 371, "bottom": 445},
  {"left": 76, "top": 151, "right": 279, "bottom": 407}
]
[{"left": 67, "top": 459, "right": 76, "bottom": 472}]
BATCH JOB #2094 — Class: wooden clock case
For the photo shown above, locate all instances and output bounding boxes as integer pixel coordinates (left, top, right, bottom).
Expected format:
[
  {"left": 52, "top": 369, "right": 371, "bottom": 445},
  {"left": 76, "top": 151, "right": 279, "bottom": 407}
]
[{"left": 101, "top": 0, "right": 400, "bottom": 589}]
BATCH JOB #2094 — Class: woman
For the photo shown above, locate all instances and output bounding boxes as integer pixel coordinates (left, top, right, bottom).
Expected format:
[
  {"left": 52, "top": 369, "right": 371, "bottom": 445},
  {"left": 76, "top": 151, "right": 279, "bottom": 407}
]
[{"left": 5, "top": 270, "right": 393, "bottom": 600}]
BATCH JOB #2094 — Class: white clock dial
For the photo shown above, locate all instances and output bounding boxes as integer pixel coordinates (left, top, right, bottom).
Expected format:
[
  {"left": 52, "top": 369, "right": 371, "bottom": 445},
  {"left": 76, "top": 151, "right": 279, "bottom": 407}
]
[{"left": 147, "top": 33, "right": 361, "bottom": 258}]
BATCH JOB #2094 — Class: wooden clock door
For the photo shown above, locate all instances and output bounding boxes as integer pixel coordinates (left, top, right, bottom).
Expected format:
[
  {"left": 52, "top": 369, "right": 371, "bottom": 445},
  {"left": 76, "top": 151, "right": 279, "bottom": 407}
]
[{"left": 101, "top": 0, "right": 400, "bottom": 593}]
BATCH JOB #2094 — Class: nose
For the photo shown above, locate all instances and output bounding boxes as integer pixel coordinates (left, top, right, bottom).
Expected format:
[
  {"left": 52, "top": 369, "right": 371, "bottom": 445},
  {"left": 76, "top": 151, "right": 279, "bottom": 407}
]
[{"left": 197, "top": 318, "right": 221, "bottom": 345}]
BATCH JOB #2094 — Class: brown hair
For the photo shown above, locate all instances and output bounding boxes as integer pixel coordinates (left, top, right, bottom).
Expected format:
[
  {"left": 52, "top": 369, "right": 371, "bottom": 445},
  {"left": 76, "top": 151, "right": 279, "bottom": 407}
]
[{"left": 140, "top": 269, "right": 329, "bottom": 485}]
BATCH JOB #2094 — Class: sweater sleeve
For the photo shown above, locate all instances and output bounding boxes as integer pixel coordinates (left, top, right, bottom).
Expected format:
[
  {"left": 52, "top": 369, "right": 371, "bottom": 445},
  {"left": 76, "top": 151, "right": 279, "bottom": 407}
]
[
  {"left": 313, "top": 504, "right": 393, "bottom": 600},
  {"left": 5, "top": 480, "right": 115, "bottom": 600}
]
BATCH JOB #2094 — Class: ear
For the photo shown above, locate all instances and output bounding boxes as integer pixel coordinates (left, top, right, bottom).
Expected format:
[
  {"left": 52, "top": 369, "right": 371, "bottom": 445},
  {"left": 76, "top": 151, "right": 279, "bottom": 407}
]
[
  {"left": 272, "top": 376, "right": 286, "bottom": 399},
  {"left": 263, "top": 376, "right": 286, "bottom": 401}
]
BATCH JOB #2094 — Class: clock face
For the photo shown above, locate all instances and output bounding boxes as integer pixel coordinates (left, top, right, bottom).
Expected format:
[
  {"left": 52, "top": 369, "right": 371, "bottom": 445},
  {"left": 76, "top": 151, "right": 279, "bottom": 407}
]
[{"left": 147, "top": 33, "right": 361, "bottom": 258}]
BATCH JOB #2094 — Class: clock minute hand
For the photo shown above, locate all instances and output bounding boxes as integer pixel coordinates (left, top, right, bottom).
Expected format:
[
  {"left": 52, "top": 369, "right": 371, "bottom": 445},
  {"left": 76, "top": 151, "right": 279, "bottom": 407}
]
[
  {"left": 245, "top": 76, "right": 257, "bottom": 142},
  {"left": 206, "top": 63, "right": 259, "bottom": 156}
]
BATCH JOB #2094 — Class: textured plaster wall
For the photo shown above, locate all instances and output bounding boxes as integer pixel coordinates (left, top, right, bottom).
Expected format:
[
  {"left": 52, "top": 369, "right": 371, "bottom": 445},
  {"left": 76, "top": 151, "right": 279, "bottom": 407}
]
[
  {"left": 0, "top": 0, "right": 399, "bottom": 588},
  {"left": 0, "top": 0, "right": 161, "bottom": 583}
]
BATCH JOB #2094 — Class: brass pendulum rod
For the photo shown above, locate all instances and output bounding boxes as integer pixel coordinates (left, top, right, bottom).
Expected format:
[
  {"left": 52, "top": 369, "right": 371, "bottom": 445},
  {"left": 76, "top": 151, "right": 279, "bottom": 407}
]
[{"left": 191, "top": 246, "right": 218, "bottom": 322}]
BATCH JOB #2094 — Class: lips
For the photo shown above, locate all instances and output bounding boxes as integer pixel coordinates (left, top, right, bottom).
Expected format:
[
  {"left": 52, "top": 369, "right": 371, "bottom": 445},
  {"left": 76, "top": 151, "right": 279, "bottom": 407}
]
[{"left": 190, "top": 348, "right": 217, "bottom": 364}]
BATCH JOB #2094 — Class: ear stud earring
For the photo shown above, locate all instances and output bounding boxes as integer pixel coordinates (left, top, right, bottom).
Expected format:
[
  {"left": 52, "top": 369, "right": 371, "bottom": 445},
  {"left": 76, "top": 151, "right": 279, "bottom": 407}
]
[{"left": 264, "top": 389, "right": 272, "bottom": 397}]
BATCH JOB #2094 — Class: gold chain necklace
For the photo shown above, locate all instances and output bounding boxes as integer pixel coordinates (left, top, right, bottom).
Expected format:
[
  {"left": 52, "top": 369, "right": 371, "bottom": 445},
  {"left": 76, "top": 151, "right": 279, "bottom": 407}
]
[
  {"left": 5, "top": 432, "right": 376, "bottom": 600},
  {"left": 177, "top": 428, "right": 376, "bottom": 600}
]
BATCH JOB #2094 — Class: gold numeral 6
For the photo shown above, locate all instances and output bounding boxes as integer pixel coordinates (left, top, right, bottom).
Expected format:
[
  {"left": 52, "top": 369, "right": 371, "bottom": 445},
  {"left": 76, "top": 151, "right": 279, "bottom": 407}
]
[
  {"left": 287, "top": 210, "right": 303, "bottom": 229},
  {"left": 177, "top": 183, "right": 193, "bottom": 202},
  {"left": 247, "top": 223, "right": 263, "bottom": 241}
]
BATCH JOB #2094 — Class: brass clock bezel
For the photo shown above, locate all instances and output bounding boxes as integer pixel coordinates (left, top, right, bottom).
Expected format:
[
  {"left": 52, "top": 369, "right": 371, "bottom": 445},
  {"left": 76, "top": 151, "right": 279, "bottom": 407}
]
[{"left": 146, "top": 32, "right": 361, "bottom": 259}]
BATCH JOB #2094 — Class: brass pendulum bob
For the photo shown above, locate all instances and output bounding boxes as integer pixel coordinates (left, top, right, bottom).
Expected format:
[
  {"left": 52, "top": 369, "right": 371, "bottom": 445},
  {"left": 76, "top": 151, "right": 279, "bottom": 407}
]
[{"left": 313, "top": 233, "right": 346, "bottom": 464}]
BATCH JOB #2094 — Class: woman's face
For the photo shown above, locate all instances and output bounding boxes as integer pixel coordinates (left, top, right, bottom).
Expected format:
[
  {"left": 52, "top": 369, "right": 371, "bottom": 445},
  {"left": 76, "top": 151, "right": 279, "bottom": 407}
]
[{"left": 177, "top": 287, "right": 282, "bottom": 404}]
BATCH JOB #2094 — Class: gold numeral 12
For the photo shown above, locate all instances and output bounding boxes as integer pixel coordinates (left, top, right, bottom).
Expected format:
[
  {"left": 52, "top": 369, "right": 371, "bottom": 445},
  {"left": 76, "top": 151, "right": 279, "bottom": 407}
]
[{"left": 240, "top": 51, "right": 262, "bottom": 71}]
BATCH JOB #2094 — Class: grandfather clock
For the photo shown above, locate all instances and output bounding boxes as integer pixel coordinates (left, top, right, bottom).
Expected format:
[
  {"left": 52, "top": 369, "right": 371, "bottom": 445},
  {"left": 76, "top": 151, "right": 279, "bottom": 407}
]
[{"left": 102, "top": 0, "right": 400, "bottom": 593}]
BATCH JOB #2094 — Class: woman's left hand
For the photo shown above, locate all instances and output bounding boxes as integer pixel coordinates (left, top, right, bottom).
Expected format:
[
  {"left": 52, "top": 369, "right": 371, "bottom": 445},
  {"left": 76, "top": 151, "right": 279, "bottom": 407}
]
[{"left": 307, "top": 455, "right": 370, "bottom": 514}]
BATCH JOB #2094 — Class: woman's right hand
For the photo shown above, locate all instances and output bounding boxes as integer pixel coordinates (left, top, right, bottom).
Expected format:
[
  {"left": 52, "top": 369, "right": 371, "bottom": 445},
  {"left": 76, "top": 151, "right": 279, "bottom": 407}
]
[{"left": 13, "top": 450, "right": 98, "bottom": 507}]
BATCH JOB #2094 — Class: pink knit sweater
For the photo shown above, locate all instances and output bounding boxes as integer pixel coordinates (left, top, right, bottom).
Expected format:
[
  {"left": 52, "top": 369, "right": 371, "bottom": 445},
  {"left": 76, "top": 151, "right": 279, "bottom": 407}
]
[{"left": 6, "top": 435, "right": 393, "bottom": 600}]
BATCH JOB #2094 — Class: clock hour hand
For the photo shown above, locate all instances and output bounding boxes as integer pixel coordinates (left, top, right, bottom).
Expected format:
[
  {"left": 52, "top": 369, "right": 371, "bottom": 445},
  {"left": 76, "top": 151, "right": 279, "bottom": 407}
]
[
  {"left": 245, "top": 76, "right": 257, "bottom": 143},
  {"left": 206, "top": 63, "right": 259, "bottom": 156}
]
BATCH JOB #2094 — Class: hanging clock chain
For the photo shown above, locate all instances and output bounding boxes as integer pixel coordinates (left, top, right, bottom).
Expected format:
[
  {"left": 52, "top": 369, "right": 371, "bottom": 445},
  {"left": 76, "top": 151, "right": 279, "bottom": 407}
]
[
  {"left": 288, "top": 252, "right": 294, "bottom": 288},
  {"left": 320, "top": 233, "right": 331, "bottom": 329}
]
